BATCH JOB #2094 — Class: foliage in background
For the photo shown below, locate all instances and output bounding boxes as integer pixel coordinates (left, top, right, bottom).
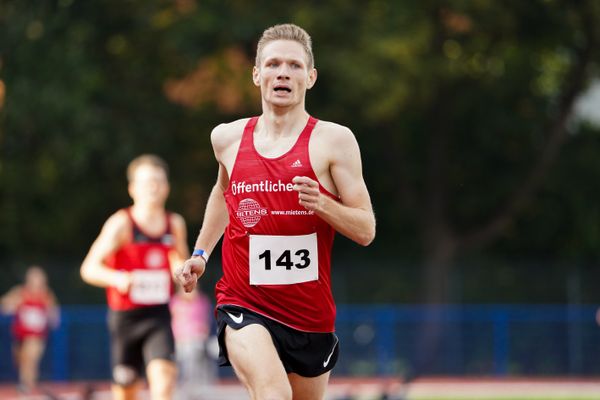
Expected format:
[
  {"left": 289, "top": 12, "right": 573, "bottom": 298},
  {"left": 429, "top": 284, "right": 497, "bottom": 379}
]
[{"left": 1, "top": 0, "right": 600, "bottom": 304}]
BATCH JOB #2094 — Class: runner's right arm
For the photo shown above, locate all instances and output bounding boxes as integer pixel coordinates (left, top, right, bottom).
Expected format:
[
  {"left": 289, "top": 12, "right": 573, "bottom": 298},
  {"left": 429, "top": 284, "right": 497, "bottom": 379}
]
[
  {"left": 80, "top": 211, "right": 131, "bottom": 293},
  {"left": 168, "top": 213, "right": 191, "bottom": 276},
  {"left": 176, "top": 122, "right": 239, "bottom": 292},
  {"left": 0, "top": 286, "right": 22, "bottom": 314},
  {"left": 176, "top": 164, "right": 229, "bottom": 292},
  {"left": 193, "top": 164, "right": 230, "bottom": 257}
]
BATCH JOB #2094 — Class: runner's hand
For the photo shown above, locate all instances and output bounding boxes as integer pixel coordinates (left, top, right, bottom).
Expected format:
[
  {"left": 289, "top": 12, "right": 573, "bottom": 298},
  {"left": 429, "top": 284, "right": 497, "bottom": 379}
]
[
  {"left": 175, "top": 258, "right": 206, "bottom": 292},
  {"left": 292, "top": 176, "right": 322, "bottom": 211},
  {"left": 114, "top": 271, "right": 132, "bottom": 294}
]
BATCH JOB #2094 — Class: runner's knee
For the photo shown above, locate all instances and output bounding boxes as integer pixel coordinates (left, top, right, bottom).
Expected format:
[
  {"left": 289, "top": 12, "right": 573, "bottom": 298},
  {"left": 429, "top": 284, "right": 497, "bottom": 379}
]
[
  {"left": 112, "top": 365, "right": 138, "bottom": 387},
  {"left": 147, "top": 359, "right": 176, "bottom": 398},
  {"left": 253, "top": 383, "right": 292, "bottom": 400}
]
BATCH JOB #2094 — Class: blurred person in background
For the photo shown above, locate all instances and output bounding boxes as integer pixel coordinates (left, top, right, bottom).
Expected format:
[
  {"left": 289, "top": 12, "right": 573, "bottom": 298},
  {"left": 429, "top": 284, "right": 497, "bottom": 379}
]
[
  {"left": 170, "top": 283, "right": 216, "bottom": 400},
  {"left": 0, "top": 265, "right": 60, "bottom": 393},
  {"left": 176, "top": 23, "right": 375, "bottom": 400},
  {"left": 80, "top": 154, "right": 189, "bottom": 400}
]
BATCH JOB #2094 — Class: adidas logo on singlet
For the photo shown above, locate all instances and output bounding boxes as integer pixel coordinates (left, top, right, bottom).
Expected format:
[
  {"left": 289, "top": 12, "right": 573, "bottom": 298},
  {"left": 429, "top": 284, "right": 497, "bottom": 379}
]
[{"left": 290, "top": 159, "right": 303, "bottom": 168}]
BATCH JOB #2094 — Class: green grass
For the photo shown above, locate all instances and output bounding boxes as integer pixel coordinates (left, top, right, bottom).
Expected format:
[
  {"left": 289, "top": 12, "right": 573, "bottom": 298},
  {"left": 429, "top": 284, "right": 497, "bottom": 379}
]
[{"left": 412, "top": 397, "right": 595, "bottom": 400}]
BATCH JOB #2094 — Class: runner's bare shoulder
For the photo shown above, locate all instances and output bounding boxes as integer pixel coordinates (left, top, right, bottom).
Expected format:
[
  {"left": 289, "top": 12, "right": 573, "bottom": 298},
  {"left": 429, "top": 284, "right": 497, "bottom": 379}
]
[
  {"left": 211, "top": 118, "right": 252, "bottom": 154},
  {"left": 312, "top": 120, "right": 355, "bottom": 146},
  {"left": 99, "top": 209, "right": 132, "bottom": 244},
  {"left": 311, "top": 120, "right": 358, "bottom": 165}
]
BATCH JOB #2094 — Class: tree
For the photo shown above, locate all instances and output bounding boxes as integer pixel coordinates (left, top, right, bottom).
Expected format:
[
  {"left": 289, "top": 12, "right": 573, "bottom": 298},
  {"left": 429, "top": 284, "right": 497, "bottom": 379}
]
[
  {"left": 1, "top": 0, "right": 600, "bottom": 306},
  {"left": 309, "top": 0, "right": 600, "bottom": 303}
]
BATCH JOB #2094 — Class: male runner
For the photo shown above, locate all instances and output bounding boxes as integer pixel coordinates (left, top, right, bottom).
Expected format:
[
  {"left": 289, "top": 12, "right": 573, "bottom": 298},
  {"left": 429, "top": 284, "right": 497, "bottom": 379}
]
[
  {"left": 1, "top": 266, "right": 59, "bottom": 393},
  {"left": 81, "top": 155, "right": 189, "bottom": 400},
  {"left": 176, "top": 24, "right": 375, "bottom": 400}
]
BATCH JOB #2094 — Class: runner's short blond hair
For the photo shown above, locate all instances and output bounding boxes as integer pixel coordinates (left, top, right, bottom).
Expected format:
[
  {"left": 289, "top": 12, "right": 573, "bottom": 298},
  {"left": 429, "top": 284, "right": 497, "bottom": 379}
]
[
  {"left": 126, "top": 154, "right": 169, "bottom": 182},
  {"left": 256, "top": 23, "right": 314, "bottom": 69}
]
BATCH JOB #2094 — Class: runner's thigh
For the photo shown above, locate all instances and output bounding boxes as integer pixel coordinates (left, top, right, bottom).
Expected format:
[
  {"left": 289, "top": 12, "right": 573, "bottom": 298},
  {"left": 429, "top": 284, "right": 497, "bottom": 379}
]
[
  {"left": 288, "top": 371, "right": 330, "bottom": 400},
  {"left": 224, "top": 324, "right": 289, "bottom": 392}
]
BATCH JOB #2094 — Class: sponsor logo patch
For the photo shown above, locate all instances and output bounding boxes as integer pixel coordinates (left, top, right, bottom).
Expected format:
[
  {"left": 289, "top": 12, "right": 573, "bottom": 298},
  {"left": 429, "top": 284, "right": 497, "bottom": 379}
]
[{"left": 236, "top": 198, "right": 268, "bottom": 228}]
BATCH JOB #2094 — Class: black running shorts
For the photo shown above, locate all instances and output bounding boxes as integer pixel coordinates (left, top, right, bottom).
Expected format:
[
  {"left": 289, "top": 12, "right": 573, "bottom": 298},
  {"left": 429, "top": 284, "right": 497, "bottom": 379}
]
[
  {"left": 216, "top": 305, "right": 339, "bottom": 378},
  {"left": 108, "top": 304, "right": 176, "bottom": 377}
]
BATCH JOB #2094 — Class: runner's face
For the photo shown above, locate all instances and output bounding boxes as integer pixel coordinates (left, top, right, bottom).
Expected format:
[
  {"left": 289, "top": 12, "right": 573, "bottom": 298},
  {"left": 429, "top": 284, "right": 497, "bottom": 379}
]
[
  {"left": 253, "top": 40, "right": 316, "bottom": 108},
  {"left": 129, "top": 165, "right": 169, "bottom": 207},
  {"left": 26, "top": 268, "right": 47, "bottom": 291}
]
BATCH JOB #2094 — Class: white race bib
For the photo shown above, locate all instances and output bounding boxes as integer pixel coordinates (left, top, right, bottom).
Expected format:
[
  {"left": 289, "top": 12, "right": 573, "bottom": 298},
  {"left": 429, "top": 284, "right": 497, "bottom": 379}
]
[
  {"left": 129, "top": 270, "right": 171, "bottom": 304},
  {"left": 20, "top": 306, "right": 48, "bottom": 331},
  {"left": 249, "top": 233, "right": 318, "bottom": 285}
]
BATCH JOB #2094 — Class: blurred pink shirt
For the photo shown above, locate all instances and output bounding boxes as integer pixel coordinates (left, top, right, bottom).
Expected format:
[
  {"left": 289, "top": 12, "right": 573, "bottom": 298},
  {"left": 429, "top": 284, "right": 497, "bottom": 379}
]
[{"left": 170, "top": 291, "right": 212, "bottom": 344}]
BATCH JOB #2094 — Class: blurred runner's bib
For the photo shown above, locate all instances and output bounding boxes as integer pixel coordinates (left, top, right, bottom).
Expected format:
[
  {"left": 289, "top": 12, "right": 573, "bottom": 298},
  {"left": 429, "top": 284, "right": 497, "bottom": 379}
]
[
  {"left": 20, "top": 305, "right": 48, "bottom": 331},
  {"left": 13, "top": 291, "right": 52, "bottom": 339},
  {"left": 106, "top": 208, "right": 175, "bottom": 310},
  {"left": 129, "top": 270, "right": 171, "bottom": 304}
]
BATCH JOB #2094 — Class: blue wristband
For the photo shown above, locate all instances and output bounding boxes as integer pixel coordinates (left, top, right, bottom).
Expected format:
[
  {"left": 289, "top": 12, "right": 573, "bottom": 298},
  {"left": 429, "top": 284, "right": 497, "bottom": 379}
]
[{"left": 192, "top": 249, "right": 209, "bottom": 262}]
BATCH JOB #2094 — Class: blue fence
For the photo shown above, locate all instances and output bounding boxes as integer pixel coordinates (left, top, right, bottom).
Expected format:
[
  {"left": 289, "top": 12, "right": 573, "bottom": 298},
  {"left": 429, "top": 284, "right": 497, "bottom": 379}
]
[{"left": 1, "top": 304, "right": 600, "bottom": 381}]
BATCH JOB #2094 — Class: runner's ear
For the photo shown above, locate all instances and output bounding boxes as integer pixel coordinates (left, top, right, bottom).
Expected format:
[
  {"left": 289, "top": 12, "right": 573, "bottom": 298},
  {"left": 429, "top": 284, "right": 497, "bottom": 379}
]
[
  {"left": 307, "top": 68, "right": 317, "bottom": 89},
  {"left": 252, "top": 66, "right": 261, "bottom": 87}
]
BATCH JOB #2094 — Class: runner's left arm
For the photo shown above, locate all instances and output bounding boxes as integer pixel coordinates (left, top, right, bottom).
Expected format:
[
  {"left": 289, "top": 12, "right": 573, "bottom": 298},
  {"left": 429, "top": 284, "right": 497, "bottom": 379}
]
[
  {"left": 293, "top": 126, "right": 375, "bottom": 246},
  {"left": 48, "top": 291, "right": 61, "bottom": 329}
]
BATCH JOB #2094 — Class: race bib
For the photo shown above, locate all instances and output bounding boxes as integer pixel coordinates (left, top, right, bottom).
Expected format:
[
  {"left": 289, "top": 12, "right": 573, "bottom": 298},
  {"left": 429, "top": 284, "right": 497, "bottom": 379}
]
[
  {"left": 129, "top": 270, "right": 171, "bottom": 304},
  {"left": 20, "top": 306, "right": 48, "bottom": 332},
  {"left": 249, "top": 233, "right": 318, "bottom": 285}
]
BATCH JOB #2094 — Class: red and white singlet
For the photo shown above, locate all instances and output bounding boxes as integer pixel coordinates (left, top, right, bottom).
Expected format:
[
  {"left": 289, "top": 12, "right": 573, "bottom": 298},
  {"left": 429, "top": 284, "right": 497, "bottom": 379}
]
[
  {"left": 105, "top": 208, "right": 175, "bottom": 311},
  {"left": 217, "top": 116, "right": 338, "bottom": 332},
  {"left": 12, "top": 290, "right": 52, "bottom": 340}
]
